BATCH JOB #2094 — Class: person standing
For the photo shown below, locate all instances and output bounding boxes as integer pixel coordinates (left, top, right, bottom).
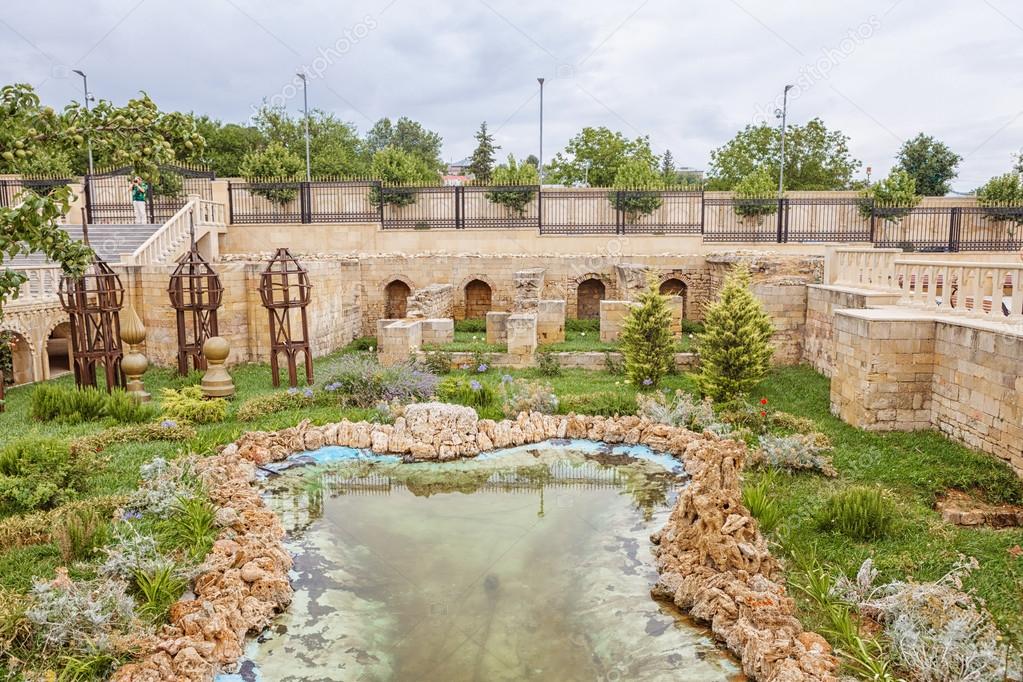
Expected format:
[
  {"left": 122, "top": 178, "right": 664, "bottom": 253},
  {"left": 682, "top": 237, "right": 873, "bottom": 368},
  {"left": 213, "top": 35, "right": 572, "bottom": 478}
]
[{"left": 130, "top": 176, "right": 149, "bottom": 223}]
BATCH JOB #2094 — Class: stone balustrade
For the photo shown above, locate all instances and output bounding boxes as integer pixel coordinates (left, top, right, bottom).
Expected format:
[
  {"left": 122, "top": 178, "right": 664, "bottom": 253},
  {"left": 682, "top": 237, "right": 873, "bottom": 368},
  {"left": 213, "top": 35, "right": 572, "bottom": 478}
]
[
  {"left": 823, "top": 246, "right": 901, "bottom": 290},
  {"left": 9, "top": 265, "right": 62, "bottom": 305},
  {"left": 125, "top": 196, "right": 227, "bottom": 266},
  {"left": 894, "top": 258, "right": 1023, "bottom": 322}
]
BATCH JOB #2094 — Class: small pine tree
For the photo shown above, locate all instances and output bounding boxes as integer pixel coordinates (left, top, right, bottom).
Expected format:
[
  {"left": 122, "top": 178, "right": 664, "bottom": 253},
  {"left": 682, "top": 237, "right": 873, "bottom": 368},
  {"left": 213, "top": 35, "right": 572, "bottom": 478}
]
[
  {"left": 468, "top": 121, "right": 499, "bottom": 183},
  {"left": 696, "top": 264, "right": 774, "bottom": 402},
  {"left": 620, "top": 278, "right": 675, "bottom": 389},
  {"left": 661, "top": 149, "right": 677, "bottom": 183}
]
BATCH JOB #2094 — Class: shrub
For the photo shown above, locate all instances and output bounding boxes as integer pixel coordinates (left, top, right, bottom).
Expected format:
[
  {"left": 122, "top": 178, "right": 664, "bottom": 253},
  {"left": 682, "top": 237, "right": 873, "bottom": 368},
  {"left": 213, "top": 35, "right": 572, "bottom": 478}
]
[
  {"left": 696, "top": 264, "right": 774, "bottom": 402},
  {"left": 535, "top": 347, "right": 562, "bottom": 377},
  {"left": 836, "top": 557, "right": 1019, "bottom": 682},
  {"left": 860, "top": 168, "right": 921, "bottom": 224},
  {"left": 54, "top": 509, "right": 110, "bottom": 563},
  {"left": 0, "top": 495, "right": 129, "bottom": 551},
  {"left": 133, "top": 563, "right": 186, "bottom": 622},
  {"left": 603, "top": 351, "right": 625, "bottom": 375},
  {"left": 342, "top": 336, "right": 376, "bottom": 353},
  {"left": 160, "top": 385, "right": 227, "bottom": 424},
  {"left": 608, "top": 157, "right": 663, "bottom": 222},
  {"left": 163, "top": 369, "right": 205, "bottom": 390},
  {"left": 103, "top": 390, "right": 159, "bottom": 424},
  {"left": 454, "top": 318, "right": 487, "bottom": 333},
  {"left": 437, "top": 376, "right": 498, "bottom": 416},
  {"left": 620, "top": 279, "right": 674, "bottom": 389},
  {"left": 497, "top": 376, "right": 558, "bottom": 417},
  {"left": 160, "top": 496, "right": 216, "bottom": 559},
  {"left": 757, "top": 434, "right": 837, "bottom": 476},
  {"left": 98, "top": 524, "right": 168, "bottom": 582},
  {"left": 419, "top": 350, "right": 453, "bottom": 375},
  {"left": 0, "top": 438, "right": 90, "bottom": 513},
  {"left": 239, "top": 141, "right": 302, "bottom": 205},
  {"left": 815, "top": 486, "right": 895, "bottom": 540},
  {"left": 320, "top": 355, "right": 438, "bottom": 407},
  {"left": 637, "top": 390, "right": 718, "bottom": 431},
  {"left": 26, "top": 572, "right": 136, "bottom": 655},
  {"left": 976, "top": 172, "right": 1023, "bottom": 236},
  {"left": 558, "top": 391, "right": 637, "bottom": 417},
  {"left": 29, "top": 384, "right": 108, "bottom": 424},
  {"left": 127, "top": 457, "right": 199, "bottom": 518},
  {"left": 566, "top": 318, "right": 600, "bottom": 333},
  {"left": 486, "top": 154, "right": 538, "bottom": 217},
  {"left": 732, "top": 168, "right": 777, "bottom": 218},
  {"left": 236, "top": 389, "right": 315, "bottom": 422},
  {"left": 69, "top": 422, "right": 196, "bottom": 455}
]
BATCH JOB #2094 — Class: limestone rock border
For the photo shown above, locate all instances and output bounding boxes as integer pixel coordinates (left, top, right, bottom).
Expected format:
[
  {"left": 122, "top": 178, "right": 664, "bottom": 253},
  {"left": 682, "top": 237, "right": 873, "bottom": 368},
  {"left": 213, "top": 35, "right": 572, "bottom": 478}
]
[{"left": 114, "top": 404, "right": 836, "bottom": 681}]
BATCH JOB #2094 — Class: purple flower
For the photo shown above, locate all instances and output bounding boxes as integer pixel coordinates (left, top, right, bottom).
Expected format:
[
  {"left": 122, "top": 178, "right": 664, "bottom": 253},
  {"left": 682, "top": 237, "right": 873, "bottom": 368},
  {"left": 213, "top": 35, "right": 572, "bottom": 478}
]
[
  {"left": 501, "top": 374, "right": 513, "bottom": 384},
  {"left": 477, "top": 363, "right": 488, "bottom": 373},
  {"left": 287, "top": 387, "right": 298, "bottom": 395},
  {"left": 643, "top": 378, "right": 653, "bottom": 386},
  {"left": 120, "top": 510, "right": 143, "bottom": 521},
  {"left": 324, "top": 382, "right": 339, "bottom": 392},
  {"left": 160, "top": 419, "right": 177, "bottom": 429},
  {"left": 470, "top": 379, "right": 482, "bottom": 391},
  {"left": 303, "top": 388, "right": 314, "bottom": 398}
]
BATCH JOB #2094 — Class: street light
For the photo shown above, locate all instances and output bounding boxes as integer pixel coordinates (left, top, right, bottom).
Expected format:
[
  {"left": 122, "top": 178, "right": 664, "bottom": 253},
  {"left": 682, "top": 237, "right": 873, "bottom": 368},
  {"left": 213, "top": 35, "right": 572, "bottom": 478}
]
[
  {"left": 72, "top": 69, "right": 94, "bottom": 176},
  {"left": 774, "top": 84, "right": 794, "bottom": 198},
  {"left": 537, "top": 77, "right": 545, "bottom": 186},
  {"left": 296, "top": 72, "right": 311, "bottom": 181}
]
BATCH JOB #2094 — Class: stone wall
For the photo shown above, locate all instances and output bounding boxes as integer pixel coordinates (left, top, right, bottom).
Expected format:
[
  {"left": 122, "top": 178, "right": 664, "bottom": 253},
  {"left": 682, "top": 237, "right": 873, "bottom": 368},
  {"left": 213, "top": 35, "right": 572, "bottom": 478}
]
[
  {"left": 405, "top": 283, "right": 453, "bottom": 319},
  {"left": 751, "top": 282, "right": 807, "bottom": 366},
  {"left": 803, "top": 285, "right": 901, "bottom": 377}
]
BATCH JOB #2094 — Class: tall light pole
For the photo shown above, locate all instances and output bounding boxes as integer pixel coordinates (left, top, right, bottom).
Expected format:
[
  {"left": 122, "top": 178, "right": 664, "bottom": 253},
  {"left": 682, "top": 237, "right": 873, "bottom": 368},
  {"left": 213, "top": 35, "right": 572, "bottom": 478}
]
[
  {"left": 775, "top": 84, "right": 794, "bottom": 198},
  {"left": 72, "top": 70, "right": 94, "bottom": 176},
  {"left": 296, "top": 72, "right": 311, "bottom": 181},
  {"left": 537, "top": 77, "right": 545, "bottom": 186}
]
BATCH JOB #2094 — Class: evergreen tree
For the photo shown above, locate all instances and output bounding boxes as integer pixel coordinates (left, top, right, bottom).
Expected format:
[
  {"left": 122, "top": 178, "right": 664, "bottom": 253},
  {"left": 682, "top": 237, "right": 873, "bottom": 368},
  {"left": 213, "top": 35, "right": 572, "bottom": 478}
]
[
  {"left": 660, "top": 149, "right": 677, "bottom": 183},
  {"left": 696, "top": 264, "right": 774, "bottom": 402},
  {"left": 468, "top": 121, "right": 499, "bottom": 183},
  {"left": 620, "top": 278, "right": 675, "bottom": 389}
]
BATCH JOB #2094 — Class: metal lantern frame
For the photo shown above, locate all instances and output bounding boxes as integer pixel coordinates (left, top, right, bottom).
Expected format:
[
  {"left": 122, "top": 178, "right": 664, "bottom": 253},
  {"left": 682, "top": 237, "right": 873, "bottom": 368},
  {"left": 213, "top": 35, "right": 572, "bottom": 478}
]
[
  {"left": 168, "top": 222, "right": 223, "bottom": 374},
  {"left": 58, "top": 251, "right": 125, "bottom": 391},
  {"left": 258, "top": 248, "right": 313, "bottom": 387}
]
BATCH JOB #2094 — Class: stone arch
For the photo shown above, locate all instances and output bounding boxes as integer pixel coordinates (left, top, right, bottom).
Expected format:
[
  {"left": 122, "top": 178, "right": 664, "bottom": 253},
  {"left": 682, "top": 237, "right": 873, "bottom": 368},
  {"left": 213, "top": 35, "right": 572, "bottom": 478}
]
[
  {"left": 0, "top": 329, "right": 35, "bottom": 385},
  {"left": 384, "top": 279, "right": 412, "bottom": 319},
  {"left": 46, "top": 321, "right": 72, "bottom": 377},
  {"left": 659, "top": 277, "right": 689, "bottom": 319},
  {"left": 576, "top": 278, "right": 606, "bottom": 319},
  {"left": 463, "top": 279, "right": 493, "bottom": 319}
]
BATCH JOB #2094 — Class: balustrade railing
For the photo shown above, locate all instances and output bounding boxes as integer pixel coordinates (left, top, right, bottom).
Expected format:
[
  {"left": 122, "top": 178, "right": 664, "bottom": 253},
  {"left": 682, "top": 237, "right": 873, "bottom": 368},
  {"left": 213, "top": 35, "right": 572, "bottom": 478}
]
[
  {"left": 824, "top": 247, "right": 901, "bottom": 290},
  {"left": 893, "top": 259, "right": 1023, "bottom": 321},
  {"left": 127, "top": 195, "right": 227, "bottom": 266},
  {"left": 8, "top": 265, "right": 62, "bottom": 304}
]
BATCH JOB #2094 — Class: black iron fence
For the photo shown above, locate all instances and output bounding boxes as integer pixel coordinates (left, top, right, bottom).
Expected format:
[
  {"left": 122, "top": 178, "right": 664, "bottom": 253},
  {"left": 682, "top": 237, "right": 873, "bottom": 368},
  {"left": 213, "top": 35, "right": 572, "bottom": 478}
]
[
  {"left": 225, "top": 180, "right": 1023, "bottom": 251},
  {"left": 85, "top": 165, "right": 214, "bottom": 224},
  {"left": 0, "top": 177, "right": 72, "bottom": 207}
]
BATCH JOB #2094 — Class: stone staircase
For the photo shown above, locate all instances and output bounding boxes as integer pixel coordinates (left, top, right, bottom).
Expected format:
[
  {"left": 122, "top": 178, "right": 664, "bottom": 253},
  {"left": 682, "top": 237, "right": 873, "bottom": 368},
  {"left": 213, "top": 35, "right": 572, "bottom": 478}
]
[{"left": 8, "top": 224, "right": 162, "bottom": 266}]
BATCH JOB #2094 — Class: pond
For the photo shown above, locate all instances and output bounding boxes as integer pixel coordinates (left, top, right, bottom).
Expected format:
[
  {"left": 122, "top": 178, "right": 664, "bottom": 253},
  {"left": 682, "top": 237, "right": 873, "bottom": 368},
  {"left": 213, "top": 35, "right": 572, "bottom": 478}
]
[{"left": 224, "top": 440, "right": 743, "bottom": 682}]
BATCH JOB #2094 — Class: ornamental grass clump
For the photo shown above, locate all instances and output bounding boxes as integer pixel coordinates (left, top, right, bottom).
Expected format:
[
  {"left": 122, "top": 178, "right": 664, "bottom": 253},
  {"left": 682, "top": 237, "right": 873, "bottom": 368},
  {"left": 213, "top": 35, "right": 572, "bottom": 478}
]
[
  {"left": 757, "top": 433, "right": 837, "bottom": 476},
  {"left": 497, "top": 376, "right": 558, "bottom": 417},
  {"left": 815, "top": 486, "right": 896, "bottom": 541},
  {"left": 636, "top": 389, "right": 717, "bottom": 431},
  {"left": 696, "top": 264, "right": 774, "bottom": 402},
  {"left": 620, "top": 278, "right": 675, "bottom": 389}
]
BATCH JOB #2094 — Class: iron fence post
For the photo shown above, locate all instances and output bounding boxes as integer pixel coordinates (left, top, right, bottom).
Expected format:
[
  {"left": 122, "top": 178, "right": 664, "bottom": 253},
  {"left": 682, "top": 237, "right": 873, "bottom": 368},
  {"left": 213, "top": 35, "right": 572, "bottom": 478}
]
[
  {"left": 948, "top": 206, "right": 961, "bottom": 253},
  {"left": 537, "top": 184, "right": 543, "bottom": 233},
  {"left": 869, "top": 200, "right": 876, "bottom": 244},
  {"left": 776, "top": 198, "right": 784, "bottom": 243},
  {"left": 84, "top": 174, "right": 93, "bottom": 224},
  {"left": 455, "top": 185, "right": 464, "bottom": 229},
  {"left": 699, "top": 190, "right": 706, "bottom": 234},
  {"left": 227, "top": 182, "right": 234, "bottom": 224},
  {"left": 299, "top": 181, "right": 311, "bottom": 224}
]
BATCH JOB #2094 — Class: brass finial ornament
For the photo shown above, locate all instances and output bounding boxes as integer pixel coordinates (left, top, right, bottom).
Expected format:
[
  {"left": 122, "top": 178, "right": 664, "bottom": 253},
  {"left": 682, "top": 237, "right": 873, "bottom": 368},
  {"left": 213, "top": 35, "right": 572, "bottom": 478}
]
[
  {"left": 200, "top": 336, "right": 235, "bottom": 398},
  {"left": 119, "top": 305, "right": 150, "bottom": 402}
]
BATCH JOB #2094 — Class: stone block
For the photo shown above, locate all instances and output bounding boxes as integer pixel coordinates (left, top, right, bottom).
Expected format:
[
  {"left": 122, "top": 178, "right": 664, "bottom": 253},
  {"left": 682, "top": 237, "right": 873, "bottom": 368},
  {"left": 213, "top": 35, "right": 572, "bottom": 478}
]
[
  {"left": 507, "top": 313, "right": 538, "bottom": 356},
  {"left": 513, "top": 269, "right": 545, "bottom": 312},
  {"left": 599, "top": 300, "right": 637, "bottom": 343},
  {"left": 536, "top": 299, "right": 566, "bottom": 344},
  {"left": 379, "top": 320, "right": 422, "bottom": 366},
  {"left": 420, "top": 318, "right": 454, "bottom": 345},
  {"left": 486, "top": 311, "right": 510, "bottom": 345}
]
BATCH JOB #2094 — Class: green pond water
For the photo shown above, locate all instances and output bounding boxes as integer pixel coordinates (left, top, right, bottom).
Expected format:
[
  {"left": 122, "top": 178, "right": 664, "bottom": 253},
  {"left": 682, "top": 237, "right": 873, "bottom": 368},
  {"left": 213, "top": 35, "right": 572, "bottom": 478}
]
[{"left": 236, "top": 441, "right": 743, "bottom": 682}]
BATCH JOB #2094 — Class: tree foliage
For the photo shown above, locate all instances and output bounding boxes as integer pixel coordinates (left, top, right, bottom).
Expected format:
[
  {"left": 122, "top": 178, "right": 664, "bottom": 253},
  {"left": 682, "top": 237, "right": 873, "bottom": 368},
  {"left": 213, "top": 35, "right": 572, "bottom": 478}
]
[
  {"left": 859, "top": 169, "right": 921, "bottom": 224},
  {"left": 707, "top": 118, "right": 861, "bottom": 191},
  {"left": 696, "top": 264, "right": 774, "bottom": 402},
  {"left": 609, "top": 157, "right": 663, "bottom": 222},
  {"left": 370, "top": 147, "right": 440, "bottom": 207},
  {"left": 193, "top": 116, "right": 262, "bottom": 177},
  {"left": 976, "top": 173, "right": 1023, "bottom": 229},
  {"left": 732, "top": 167, "right": 778, "bottom": 218},
  {"left": 620, "top": 278, "right": 675, "bottom": 390},
  {"left": 364, "top": 117, "right": 444, "bottom": 172},
  {"left": 486, "top": 154, "right": 538, "bottom": 217},
  {"left": 238, "top": 141, "right": 303, "bottom": 205},
  {"left": 545, "top": 127, "right": 657, "bottom": 187},
  {"left": 468, "top": 121, "right": 499, "bottom": 183},
  {"left": 895, "top": 133, "right": 961, "bottom": 197},
  {"left": 252, "top": 105, "right": 367, "bottom": 177}
]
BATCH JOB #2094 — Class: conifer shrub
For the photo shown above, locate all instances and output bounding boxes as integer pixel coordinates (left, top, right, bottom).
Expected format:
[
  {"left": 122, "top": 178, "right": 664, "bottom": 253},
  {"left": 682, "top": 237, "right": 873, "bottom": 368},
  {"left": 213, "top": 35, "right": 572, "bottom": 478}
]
[
  {"left": 619, "top": 279, "right": 675, "bottom": 389},
  {"left": 696, "top": 264, "right": 774, "bottom": 402}
]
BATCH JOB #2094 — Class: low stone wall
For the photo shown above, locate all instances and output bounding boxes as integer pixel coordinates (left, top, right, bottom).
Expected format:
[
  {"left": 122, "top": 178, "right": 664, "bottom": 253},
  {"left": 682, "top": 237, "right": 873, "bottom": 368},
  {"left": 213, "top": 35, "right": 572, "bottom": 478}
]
[
  {"left": 406, "top": 283, "right": 453, "bottom": 319},
  {"left": 803, "top": 285, "right": 900, "bottom": 377},
  {"left": 752, "top": 281, "right": 808, "bottom": 366},
  {"left": 419, "top": 350, "right": 699, "bottom": 372}
]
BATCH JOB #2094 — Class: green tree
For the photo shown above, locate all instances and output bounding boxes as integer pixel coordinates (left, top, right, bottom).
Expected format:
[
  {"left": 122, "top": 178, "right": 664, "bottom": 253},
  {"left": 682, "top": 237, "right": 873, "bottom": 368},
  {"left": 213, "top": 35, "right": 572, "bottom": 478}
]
[
  {"left": 609, "top": 157, "right": 663, "bottom": 222},
  {"left": 895, "top": 133, "right": 961, "bottom": 197},
  {"left": 364, "top": 117, "right": 444, "bottom": 171},
  {"left": 706, "top": 118, "right": 861, "bottom": 191},
  {"left": 238, "top": 141, "right": 303, "bottom": 205},
  {"left": 370, "top": 146, "right": 440, "bottom": 207},
  {"left": 252, "top": 106, "right": 367, "bottom": 177},
  {"left": 523, "top": 154, "right": 540, "bottom": 169},
  {"left": 859, "top": 168, "right": 921, "bottom": 224},
  {"left": 620, "top": 278, "right": 675, "bottom": 390},
  {"left": 732, "top": 167, "right": 778, "bottom": 219},
  {"left": 545, "top": 127, "right": 657, "bottom": 187},
  {"left": 0, "top": 84, "right": 197, "bottom": 312},
  {"left": 468, "top": 121, "right": 499, "bottom": 183},
  {"left": 696, "top": 264, "right": 774, "bottom": 402},
  {"left": 976, "top": 172, "right": 1023, "bottom": 235},
  {"left": 193, "top": 116, "right": 264, "bottom": 176},
  {"left": 660, "top": 149, "right": 677, "bottom": 184},
  {"left": 486, "top": 154, "right": 538, "bottom": 217}
]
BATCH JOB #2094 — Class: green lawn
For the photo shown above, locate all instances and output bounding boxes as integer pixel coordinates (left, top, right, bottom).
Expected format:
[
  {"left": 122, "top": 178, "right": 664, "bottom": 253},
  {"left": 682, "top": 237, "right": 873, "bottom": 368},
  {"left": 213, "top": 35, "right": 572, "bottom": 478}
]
[{"left": 1, "top": 356, "right": 1021, "bottom": 658}]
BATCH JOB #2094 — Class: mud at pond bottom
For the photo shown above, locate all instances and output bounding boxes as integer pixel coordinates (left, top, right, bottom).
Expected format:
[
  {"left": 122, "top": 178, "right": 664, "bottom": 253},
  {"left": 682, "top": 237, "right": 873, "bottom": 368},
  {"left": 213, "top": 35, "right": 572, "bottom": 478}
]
[{"left": 236, "top": 450, "right": 745, "bottom": 681}]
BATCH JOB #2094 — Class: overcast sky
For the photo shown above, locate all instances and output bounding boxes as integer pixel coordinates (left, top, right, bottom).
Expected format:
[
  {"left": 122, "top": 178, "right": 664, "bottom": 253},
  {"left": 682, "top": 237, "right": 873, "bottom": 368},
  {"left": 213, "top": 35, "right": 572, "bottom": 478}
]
[{"left": 3, "top": 0, "right": 1022, "bottom": 190}]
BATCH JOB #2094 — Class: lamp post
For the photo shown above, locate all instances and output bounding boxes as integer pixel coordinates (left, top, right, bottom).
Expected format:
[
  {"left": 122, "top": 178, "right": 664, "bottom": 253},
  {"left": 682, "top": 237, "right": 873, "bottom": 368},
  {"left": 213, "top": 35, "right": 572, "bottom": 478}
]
[
  {"left": 297, "top": 72, "right": 311, "bottom": 181},
  {"left": 72, "top": 69, "right": 95, "bottom": 176},
  {"left": 774, "top": 84, "right": 794, "bottom": 198},
  {"left": 537, "top": 77, "right": 545, "bottom": 186}
]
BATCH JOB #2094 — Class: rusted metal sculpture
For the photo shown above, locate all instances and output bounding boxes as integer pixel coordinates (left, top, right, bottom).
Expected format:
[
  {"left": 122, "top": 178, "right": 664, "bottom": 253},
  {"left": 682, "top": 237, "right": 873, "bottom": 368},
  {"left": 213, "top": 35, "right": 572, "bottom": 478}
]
[
  {"left": 168, "top": 216, "right": 223, "bottom": 374},
  {"left": 258, "top": 248, "right": 312, "bottom": 387},
  {"left": 58, "top": 224, "right": 125, "bottom": 391}
]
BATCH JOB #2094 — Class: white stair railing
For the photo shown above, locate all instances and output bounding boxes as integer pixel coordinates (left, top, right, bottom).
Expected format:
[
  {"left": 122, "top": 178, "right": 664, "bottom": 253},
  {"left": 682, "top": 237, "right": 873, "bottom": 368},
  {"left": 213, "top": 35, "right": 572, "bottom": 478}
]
[{"left": 125, "top": 196, "right": 226, "bottom": 266}]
